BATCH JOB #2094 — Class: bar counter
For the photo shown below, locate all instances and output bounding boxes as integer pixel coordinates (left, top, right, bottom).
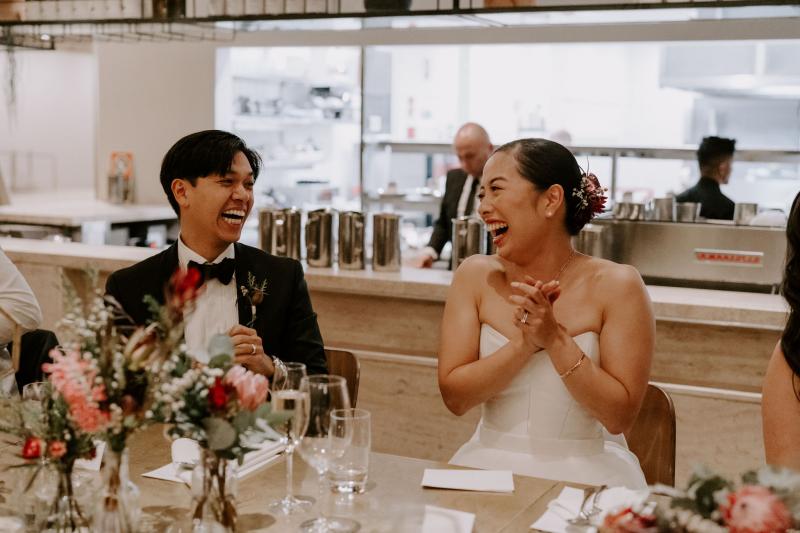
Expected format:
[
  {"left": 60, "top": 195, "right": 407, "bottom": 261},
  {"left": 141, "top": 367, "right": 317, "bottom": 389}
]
[{"left": 1, "top": 237, "right": 776, "bottom": 485}]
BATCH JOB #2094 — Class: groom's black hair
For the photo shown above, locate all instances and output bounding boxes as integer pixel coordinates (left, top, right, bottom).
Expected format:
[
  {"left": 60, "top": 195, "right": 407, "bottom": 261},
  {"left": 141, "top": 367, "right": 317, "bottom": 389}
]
[{"left": 160, "top": 129, "right": 262, "bottom": 215}]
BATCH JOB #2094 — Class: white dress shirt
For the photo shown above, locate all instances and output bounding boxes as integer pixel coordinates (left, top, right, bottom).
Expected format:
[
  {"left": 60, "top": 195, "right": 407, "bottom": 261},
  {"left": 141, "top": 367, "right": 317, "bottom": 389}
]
[
  {"left": 177, "top": 238, "right": 239, "bottom": 362},
  {"left": 0, "top": 247, "right": 42, "bottom": 345}
]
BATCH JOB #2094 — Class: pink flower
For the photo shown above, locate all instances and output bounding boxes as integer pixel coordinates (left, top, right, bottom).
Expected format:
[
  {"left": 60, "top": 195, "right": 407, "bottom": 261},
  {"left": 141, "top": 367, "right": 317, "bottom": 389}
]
[
  {"left": 224, "top": 365, "right": 269, "bottom": 411},
  {"left": 43, "top": 348, "right": 109, "bottom": 433},
  {"left": 48, "top": 441, "right": 67, "bottom": 459},
  {"left": 721, "top": 485, "right": 793, "bottom": 533}
]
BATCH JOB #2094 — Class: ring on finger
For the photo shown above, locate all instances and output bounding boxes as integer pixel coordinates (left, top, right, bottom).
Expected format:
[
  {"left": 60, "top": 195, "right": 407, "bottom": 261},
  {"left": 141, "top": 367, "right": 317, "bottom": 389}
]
[
  {"left": 250, "top": 343, "right": 256, "bottom": 355},
  {"left": 521, "top": 311, "right": 529, "bottom": 325}
]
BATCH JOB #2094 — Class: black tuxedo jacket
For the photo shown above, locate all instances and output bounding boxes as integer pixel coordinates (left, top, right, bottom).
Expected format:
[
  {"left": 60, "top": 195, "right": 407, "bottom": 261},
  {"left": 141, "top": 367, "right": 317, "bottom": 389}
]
[
  {"left": 105, "top": 242, "right": 328, "bottom": 375},
  {"left": 427, "top": 168, "right": 479, "bottom": 259}
]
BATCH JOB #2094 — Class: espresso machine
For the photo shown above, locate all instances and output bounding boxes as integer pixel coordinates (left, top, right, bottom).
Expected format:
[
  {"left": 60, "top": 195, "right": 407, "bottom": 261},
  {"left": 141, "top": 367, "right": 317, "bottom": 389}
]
[{"left": 576, "top": 208, "right": 786, "bottom": 293}]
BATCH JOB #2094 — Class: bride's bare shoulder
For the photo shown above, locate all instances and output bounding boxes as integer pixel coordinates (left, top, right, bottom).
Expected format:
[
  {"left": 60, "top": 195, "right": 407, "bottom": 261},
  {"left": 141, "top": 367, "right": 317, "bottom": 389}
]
[
  {"left": 582, "top": 256, "right": 646, "bottom": 296},
  {"left": 452, "top": 254, "right": 504, "bottom": 282}
]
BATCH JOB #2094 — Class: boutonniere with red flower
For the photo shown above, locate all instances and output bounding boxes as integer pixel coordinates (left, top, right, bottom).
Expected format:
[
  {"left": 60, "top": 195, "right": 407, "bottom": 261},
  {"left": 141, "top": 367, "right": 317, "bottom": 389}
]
[{"left": 240, "top": 272, "right": 268, "bottom": 328}]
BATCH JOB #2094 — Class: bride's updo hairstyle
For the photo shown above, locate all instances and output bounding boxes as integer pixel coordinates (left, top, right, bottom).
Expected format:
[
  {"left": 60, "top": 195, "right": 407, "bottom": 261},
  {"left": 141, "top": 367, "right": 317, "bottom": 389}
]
[
  {"left": 780, "top": 190, "right": 800, "bottom": 398},
  {"left": 493, "top": 138, "right": 606, "bottom": 236}
]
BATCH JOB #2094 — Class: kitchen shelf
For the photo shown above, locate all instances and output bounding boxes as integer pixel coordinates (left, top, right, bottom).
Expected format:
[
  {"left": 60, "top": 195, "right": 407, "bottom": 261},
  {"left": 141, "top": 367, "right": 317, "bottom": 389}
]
[{"left": 232, "top": 115, "right": 358, "bottom": 131}]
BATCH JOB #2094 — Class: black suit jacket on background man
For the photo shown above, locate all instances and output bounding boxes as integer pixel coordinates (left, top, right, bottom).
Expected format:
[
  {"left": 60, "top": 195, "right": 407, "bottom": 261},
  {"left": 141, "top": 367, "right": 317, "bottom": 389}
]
[
  {"left": 428, "top": 168, "right": 479, "bottom": 259},
  {"left": 675, "top": 176, "right": 735, "bottom": 220},
  {"left": 105, "top": 242, "right": 328, "bottom": 375}
]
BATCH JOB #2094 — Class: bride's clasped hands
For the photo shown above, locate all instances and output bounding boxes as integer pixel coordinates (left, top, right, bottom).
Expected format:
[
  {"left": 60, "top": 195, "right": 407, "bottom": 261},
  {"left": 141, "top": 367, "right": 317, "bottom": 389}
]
[{"left": 508, "top": 278, "right": 563, "bottom": 354}]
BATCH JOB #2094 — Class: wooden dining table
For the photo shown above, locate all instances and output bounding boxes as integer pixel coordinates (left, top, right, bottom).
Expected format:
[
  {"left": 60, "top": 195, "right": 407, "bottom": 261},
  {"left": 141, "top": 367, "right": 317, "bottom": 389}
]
[{"left": 0, "top": 425, "right": 572, "bottom": 532}]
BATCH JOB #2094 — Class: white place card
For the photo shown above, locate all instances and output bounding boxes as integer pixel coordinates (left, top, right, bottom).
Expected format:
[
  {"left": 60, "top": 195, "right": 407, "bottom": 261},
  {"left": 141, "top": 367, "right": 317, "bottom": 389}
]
[
  {"left": 421, "top": 469, "right": 514, "bottom": 493},
  {"left": 422, "top": 505, "right": 475, "bottom": 533}
]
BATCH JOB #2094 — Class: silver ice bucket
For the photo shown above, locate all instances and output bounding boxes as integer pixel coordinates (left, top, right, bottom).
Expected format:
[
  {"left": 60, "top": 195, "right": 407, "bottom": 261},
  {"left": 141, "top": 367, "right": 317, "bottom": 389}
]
[
  {"left": 338, "top": 211, "right": 366, "bottom": 270},
  {"left": 259, "top": 207, "right": 302, "bottom": 260},
  {"left": 306, "top": 208, "right": 335, "bottom": 268},
  {"left": 372, "top": 213, "right": 401, "bottom": 272},
  {"left": 452, "top": 217, "right": 485, "bottom": 268}
]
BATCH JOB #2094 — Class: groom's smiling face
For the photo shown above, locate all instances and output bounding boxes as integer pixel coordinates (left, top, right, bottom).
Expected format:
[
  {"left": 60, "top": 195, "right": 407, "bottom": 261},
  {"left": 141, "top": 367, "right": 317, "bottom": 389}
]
[{"left": 175, "top": 151, "right": 255, "bottom": 255}]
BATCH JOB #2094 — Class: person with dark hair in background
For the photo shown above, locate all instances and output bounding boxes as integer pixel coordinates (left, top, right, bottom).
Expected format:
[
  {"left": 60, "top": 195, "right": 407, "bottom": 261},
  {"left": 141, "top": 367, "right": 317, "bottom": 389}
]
[
  {"left": 763, "top": 190, "right": 800, "bottom": 471},
  {"left": 415, "top": 123, "right": 493, "bottom": 269},
  {"left": 106, "top": 130, "right": 327, "bottom": 376},
  {"left": 438, "top": 138, "right": 653, "bottom": 488},
  {"left": 676, "top": 136, "right": 737, "bottom": 220}
]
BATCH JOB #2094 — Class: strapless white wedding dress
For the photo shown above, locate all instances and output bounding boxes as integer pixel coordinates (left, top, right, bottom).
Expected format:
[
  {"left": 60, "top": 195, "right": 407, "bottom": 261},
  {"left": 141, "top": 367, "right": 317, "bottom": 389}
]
[{"left": 449, "top": 324, "right": 647, "bottom": 489}]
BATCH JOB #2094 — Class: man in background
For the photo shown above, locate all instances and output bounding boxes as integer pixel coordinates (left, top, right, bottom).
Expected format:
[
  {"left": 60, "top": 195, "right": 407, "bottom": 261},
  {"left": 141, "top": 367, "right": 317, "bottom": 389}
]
[
  {"left": 676, "top": 136, "right": 736, "bottom": 220},
  {"left": 416, "top": 123, "right": 493, "bottom": 268}
]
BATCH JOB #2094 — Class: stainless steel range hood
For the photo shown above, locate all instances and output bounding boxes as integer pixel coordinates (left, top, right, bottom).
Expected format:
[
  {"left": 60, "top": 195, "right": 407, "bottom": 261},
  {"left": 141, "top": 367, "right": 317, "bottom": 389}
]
[{"left": 661, "top": 42, "right": 800, "bottom": 99}]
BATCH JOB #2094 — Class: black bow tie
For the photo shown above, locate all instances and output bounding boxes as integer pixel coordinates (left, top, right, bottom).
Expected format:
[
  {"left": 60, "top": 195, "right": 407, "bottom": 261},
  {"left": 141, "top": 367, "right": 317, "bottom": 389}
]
[{"left": 188, "top": 258, "right": 236, "bottom": 285}]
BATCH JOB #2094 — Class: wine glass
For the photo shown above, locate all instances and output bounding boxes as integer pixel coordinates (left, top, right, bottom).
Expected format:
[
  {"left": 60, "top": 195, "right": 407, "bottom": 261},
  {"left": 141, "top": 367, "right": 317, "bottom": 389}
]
[
  {"left": 268, "top": 362, "right": 315, "bottom": 515},
  {"left": 296, "top": 375, "right": 357, "bottom": 533}
]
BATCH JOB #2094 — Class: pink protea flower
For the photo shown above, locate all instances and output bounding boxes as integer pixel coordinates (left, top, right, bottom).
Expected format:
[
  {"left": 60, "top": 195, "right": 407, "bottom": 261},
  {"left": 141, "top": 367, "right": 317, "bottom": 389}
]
[
  {"left": 720, "top": 485, "right": 793, "bottom": 533},
  {"left": 43, "top": 348, "right": 110, "bottom": 433},
  {"left": 48, "top": 441, "right": 67, "bottom": 459},
  {"left": 224, "top": 365, "right": 269, "bottom": 411}
]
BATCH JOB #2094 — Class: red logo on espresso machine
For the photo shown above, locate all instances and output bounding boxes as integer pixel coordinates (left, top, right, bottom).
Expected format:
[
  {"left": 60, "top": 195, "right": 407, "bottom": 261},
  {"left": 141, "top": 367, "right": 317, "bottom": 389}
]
[{"left": 693, "top": 249, "right": 764, "bottom": 267}]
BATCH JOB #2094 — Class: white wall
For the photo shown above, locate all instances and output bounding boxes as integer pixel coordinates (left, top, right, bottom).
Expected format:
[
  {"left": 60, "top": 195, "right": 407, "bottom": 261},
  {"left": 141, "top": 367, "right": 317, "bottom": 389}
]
[
  {"left": 0, "top": 49, "right": 95, "bottom": 193},
  {"left": 94, "top": 40, "right": 217, "bottom": 204}
]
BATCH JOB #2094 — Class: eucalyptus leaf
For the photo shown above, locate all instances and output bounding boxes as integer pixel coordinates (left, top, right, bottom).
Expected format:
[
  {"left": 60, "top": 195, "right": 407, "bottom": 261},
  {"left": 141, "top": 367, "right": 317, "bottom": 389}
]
[
  {"left": 202, "top": 418, "right": 237, "bottom": 451},
  {"left": 232, "top": 411, "right": 255, "bottom": 433},
  {"left": 207, "top": 335, "right": 234, "bottom": 359},
  {"left": 208, "top": 354, "right": 232, "bottom": 370},
  {"left": 254, "top": 403, "right": 272, "bottom": 419}
]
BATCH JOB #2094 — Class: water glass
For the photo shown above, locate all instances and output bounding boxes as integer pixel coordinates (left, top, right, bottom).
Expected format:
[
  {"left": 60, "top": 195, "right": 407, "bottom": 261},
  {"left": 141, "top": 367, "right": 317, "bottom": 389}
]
[
  {"left": 296, "top": 375, "right": 358, "bottom": 533},
  {"left": 22, "top": 381, "right": 49, "bottom": 403},
  {"left": 327, "top": 409, "right": 370, "bottom": 494}
]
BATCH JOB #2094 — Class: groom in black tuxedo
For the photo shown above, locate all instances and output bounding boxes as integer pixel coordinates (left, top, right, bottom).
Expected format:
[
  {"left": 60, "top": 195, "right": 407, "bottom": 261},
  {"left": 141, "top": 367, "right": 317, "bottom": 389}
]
[{"left": 106, "top": 130, "right": 327, "bottom": 376}]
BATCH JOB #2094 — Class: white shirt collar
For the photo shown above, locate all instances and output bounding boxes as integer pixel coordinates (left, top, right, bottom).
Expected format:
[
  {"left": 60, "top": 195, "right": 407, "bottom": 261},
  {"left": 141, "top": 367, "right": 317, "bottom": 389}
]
[{"left": 177, "top": 236, "right": 235, "bottom": 269}]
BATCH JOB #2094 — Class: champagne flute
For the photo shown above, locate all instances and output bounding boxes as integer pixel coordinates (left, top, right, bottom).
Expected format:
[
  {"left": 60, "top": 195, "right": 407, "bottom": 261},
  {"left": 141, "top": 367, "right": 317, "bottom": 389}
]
[
  {"left": 269, "top": 362, "right": 314, "bottom": 515},
  {"left": 296, "top": 375, "right": 358, "bottom": 533}
]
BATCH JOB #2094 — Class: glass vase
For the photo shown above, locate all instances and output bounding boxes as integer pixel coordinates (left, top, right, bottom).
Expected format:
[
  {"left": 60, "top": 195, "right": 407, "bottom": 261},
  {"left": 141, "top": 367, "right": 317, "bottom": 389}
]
[
  {"left": 92, "top": 448, "right": 140, "bottom": 533},
  {"left": 43, "top": 462, "right": 90, "bottom": 532},
  {"left": 191, "top": 450, "right": 238, "bottom": 533}
]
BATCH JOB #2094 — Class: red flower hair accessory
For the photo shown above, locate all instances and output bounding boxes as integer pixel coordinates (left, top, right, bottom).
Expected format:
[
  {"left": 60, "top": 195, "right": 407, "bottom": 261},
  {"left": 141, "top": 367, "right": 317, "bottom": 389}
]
[{"left": 572, "top": 172, "right": 608, "bottom": 222}]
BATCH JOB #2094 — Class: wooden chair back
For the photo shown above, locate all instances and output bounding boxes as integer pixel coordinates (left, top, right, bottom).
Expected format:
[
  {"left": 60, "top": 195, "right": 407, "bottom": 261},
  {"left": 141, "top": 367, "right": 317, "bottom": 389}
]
[
  {"left": 324, "top": 349, "right": 360, "bottom": 408},
  {"left": 624, "top": 383, "right": 677, "bottom": 486}
]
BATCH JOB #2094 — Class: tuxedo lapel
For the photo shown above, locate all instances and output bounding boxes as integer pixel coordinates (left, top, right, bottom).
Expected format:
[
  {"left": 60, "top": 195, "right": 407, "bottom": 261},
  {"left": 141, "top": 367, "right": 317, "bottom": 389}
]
[
  {"left": 233, "top": 243, "right": 253, "bottom": 326},
  {"left": 153, "top": 243, "right": 180, "bottom": 305}
]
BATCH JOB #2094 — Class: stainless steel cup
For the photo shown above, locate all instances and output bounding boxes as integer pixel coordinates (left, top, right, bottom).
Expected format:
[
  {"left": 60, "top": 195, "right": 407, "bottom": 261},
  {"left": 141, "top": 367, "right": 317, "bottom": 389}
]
[
  {"left": 676, "top": 202, "right": 701, "bottom": 223},
  {"left": 573, "top": 223, "right": 606, "bottom": 257},
  {"left": 372, "top": 213, "right": 401, "bottom": 272},
  {"left": 338, "top": 211, "right": 365, "bottom": 270},
  {"left": 451, "top": 217, "right": 485, "bottom": 268},
  {"left": 733, "top": 203, "right": 759, "bottom": 225},
  {"left": 306, "top": 208, "right": 335, "bottom": 268},
  {"left": 259, "top": 207, "right": 302, "bottom": 260},
  {"left": 651, "top": 197, "right": 675, "bottom": 222}
]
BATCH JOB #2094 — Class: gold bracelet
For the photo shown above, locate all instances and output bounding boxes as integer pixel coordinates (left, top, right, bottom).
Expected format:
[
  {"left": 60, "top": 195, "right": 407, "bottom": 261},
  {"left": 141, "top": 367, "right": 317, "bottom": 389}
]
[{"left": 559, "top": 351, "right": 586, "bottom": 379}]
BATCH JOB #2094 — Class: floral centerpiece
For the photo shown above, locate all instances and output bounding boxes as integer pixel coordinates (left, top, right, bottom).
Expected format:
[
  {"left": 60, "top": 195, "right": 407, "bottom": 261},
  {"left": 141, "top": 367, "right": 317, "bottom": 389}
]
[
  {"left": 600, "top": 466, "right": 800, "bottom": 533},
  {"left": 0, "top": 366, "right": 98, "bottom": 531},
  {"left": 35, "top": 268, "right": 203, "bottom": 532},
  {"left": 149, "top": 329, "right": 286, "bottom": 532}
]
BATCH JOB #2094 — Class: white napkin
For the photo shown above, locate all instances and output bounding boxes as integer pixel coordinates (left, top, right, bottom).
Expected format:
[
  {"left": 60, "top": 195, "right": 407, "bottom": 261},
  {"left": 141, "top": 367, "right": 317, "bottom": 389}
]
[
  {"left": 421, "top": 469, "right": 514, "bottom": 493},
  {"left": 530, "top": 486, "right": 650, "bottom": 532},
  {"left": 421, "top": 505, "right": 475, "bottom": 533},
  {"left": 142, "top": 438, "right": 285, "bottom": 483}
]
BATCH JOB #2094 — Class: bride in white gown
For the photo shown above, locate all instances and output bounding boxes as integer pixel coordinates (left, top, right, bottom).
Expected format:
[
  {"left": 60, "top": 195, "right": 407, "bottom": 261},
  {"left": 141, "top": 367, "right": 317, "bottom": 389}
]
[{"left": 439, "top": 138, "right": 654, "bottom": 489}]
